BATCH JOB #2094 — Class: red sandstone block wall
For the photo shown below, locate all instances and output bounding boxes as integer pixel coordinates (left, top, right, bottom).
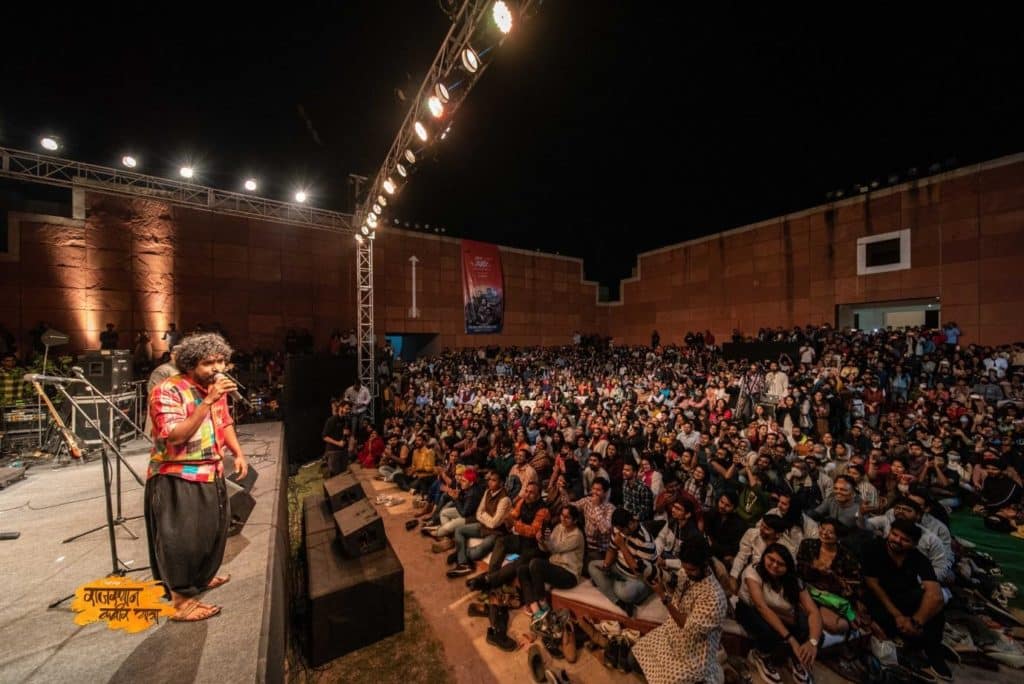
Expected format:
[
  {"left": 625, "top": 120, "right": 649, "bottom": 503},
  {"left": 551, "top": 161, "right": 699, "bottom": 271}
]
[{"left": 604, "top": 157, "right": 1024, "bottom": 347}]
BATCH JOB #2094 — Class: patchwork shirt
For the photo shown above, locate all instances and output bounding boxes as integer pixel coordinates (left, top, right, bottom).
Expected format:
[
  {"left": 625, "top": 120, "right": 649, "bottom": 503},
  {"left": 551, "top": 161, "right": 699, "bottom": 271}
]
[{"left": 148, "top": 374, "right": 232, "bottom": 482}]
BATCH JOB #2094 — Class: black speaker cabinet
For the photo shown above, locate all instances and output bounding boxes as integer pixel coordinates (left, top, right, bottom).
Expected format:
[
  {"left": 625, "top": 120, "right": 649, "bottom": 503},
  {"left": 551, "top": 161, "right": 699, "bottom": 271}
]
[
  {"left": 303, "top": 493, "right": 337, "bottom": 549},
  {"left": 323, "top": 471, "right": 365, "bottom": 512},
  {"left": 306, "top": 538, "right": 404, "bottom": 667},
  {"left": 332, "top": 499, "right": 386, "bottom": 558},
  {"left": 224, "top": 481, "right": 255, "bottom": 537},
  {"left": 73, "top": 350, "right": 133, "bottom": 395}
]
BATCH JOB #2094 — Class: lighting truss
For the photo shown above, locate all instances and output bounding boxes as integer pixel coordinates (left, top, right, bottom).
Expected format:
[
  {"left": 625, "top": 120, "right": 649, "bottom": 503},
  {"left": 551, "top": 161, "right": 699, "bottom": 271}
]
[
  {"left": 0, "top": 146, "right": 354, "bottom": 234},
  {"left": 353, "top": 0, "right": 538, "bottom": 418}
]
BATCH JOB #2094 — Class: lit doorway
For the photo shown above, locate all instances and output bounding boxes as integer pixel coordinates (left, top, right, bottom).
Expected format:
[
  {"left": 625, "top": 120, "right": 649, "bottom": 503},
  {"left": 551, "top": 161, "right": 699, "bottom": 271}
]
[{"left": 836, "top": 297, "right": 940, "bottom": 332}]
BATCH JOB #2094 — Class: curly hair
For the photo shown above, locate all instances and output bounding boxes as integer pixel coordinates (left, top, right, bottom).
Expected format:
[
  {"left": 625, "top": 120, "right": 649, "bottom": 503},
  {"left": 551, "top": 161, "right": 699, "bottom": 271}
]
[{"left": 174, "top": 332, "right": 234, "bottom": 373}]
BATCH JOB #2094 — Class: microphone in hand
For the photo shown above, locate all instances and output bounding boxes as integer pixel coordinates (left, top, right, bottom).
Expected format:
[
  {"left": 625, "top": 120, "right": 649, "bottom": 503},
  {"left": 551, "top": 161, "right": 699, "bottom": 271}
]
[{"left": 214, "top": 372, "right": 248, "bottom": 405}]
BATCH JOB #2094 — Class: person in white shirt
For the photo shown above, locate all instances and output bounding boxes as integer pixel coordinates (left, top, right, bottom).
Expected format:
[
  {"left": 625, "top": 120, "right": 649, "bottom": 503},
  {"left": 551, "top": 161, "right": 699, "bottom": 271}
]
[{"left": 343, "top": 379, "right": 371, "bottom": 433}]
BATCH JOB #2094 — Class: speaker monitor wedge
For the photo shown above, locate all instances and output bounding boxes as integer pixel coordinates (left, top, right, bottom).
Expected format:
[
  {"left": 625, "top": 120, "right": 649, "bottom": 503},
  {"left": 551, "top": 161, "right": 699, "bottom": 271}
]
[
  {"left": 323, "top": 471, "right": 365, "bottom": 512},
  {"left": 332, "top": 499, "right": 385, "bottom": 558}
]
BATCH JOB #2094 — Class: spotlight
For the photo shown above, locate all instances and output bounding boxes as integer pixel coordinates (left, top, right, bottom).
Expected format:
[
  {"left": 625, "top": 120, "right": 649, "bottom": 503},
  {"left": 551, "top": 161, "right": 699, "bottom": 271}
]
[
  {"left": 493, "top": 1, "right": 513, "bottom": 34},
  {"left": 355, "top": 233, "right": 364, "bottom": 244},
  {"left": 383, "top": 178, "right": 396, "bottom": 194},
  {"left": 434, "top": 83, "right": 450, "bottom": 104},
  {"left": 294, "top": 190, "right": 307, "bottom": 203},
  {"left": 834, "top": 189, "right": 845, "bottom": 199},
  {"left": 858, "top": 184, "right": 869, "bottom": 194},
  {"left": 404, "top": 149, "right": 416, "bottom": 165},
  {"left": 870, "top": 179, "right": 880, "bottom": 189},
  {"left": 180, "top": 166, "right": 194, "bottom": 179},
  {"left": 397, "top": 163, "right": 408, "bottom": 178},
  {"left": 461, "top": 47, "right": 480, "bottom": 73},
  {"left": 441, "top": 125, "right": 451, "bottom": 141},
  {"left": 121, "top": 155, "right": 137, "bottom": 168},
  {"left": 244, "top": 178, "right": 258, "bottom": 191},
  {"left": 361, "top": 225, "right": 370, "bottom": 236},
  {"left": 393, "top": 218, "right": 399, "bottom": 225},
  {"left": 378, "top": 195, "right": 388, "bottom": 207},
  {"left": 372, "top": 203, "right": 382, "bottom": 215},
  {"left": 427, "top": 95, "right": 444, "bottom": 118},
  {"left": 40, "top": 136, "right": 60, "bottom": 151},
  {"left": 414, "top": 121, "right": 428, "bottom": 142},
  {"left": 367, "top": 213, "right": 378, "bottom": 228}
]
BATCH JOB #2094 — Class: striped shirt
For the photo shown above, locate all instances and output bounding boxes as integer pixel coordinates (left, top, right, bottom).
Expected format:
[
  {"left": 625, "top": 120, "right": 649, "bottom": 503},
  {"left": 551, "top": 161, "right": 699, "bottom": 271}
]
[
  {"left": 614, "top": 523, "right": 658, "bottom": 581},
  {"left": 148, "top": 374, "right": 232, "bottom": 482}
]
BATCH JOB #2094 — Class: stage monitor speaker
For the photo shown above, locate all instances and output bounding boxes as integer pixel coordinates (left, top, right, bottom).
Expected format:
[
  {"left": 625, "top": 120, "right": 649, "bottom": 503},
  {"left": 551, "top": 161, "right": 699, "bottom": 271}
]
[
  {"left": 323, "top": 471, "right": 365, "bottom": 512},
  {"left": 332, "top": 499, "right": 385, "bottom": 558},
  {"left": 73, "top": 350, "right": 133, "bottom": 395},
  {"left": 305, "top": 538, "right": 404, "bottom": 667},
  {"left": 303, "top": 493, "right": 338, "bottom": 548},
  {"left": 224, "top": 463, "right": 258, "bottom": 536}
]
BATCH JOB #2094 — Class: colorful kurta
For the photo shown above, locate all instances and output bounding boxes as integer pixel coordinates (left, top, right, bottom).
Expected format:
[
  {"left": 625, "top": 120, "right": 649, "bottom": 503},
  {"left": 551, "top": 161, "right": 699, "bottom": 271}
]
[{"left": 148, "top": 374, "right": 232, "bottom": 481}]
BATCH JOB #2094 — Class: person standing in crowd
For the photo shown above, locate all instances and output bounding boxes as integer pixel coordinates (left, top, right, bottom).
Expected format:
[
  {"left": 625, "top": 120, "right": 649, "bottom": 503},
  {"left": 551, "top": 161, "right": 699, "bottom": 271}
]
[
  {"left": 162, "top": 323, "right": 182, "bottom": 350},
  {"left": 343, "top": 378, "right": 371, "bottom": 434},
  {"left": 146, "top": 333, "right": 248, "bottom": 622},
  {"left": 0, "top": 352, "right": 28, "bottom": 405}
]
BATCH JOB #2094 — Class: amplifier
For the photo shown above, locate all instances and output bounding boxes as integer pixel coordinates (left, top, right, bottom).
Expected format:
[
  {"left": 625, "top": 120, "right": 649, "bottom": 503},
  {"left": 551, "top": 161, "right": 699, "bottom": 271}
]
[{"left": 73, "top": 350, "right": 133, "bottom": 395}]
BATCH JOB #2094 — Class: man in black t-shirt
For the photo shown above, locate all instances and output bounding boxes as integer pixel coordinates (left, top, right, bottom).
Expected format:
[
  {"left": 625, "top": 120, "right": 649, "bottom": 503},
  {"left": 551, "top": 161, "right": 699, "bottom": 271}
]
[{"left": 863, "top": 518, "right": 950, "bottom": 682}]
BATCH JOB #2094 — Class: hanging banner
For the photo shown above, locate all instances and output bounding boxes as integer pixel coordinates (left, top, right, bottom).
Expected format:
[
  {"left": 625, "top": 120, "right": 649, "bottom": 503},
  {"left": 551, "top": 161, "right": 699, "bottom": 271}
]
[{"left": 461, "top": 239, "right": 504, "bottom": 334}]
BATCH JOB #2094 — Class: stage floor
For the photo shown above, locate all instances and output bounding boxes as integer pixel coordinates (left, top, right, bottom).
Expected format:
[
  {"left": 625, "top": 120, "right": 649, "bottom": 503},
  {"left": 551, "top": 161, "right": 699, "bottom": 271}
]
[{"left": 0, "top": 422, "right": 286, "bottom": 684}]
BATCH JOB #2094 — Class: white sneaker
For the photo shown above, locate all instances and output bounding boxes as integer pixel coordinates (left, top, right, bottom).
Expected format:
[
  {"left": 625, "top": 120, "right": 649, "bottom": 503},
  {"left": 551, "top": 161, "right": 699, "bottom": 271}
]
[
  {"left": 789, "top": 657, "right": 813, "bottom": 684},
  {"left": 747, "top": 650, "right": 782, "bottom": 684}
]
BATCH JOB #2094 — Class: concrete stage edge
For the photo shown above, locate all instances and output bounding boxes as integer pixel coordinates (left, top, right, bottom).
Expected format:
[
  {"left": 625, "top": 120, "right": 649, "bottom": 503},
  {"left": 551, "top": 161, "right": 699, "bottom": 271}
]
[{"left": 0, "top": 421, "right": 288, "bottom": 684}]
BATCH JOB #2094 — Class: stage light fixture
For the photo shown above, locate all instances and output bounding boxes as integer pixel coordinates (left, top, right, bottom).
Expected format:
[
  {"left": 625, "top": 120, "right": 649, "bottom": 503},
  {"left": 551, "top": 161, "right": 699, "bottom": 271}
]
[
  {"left": 244, "top": 178, "right": 258, "bottom": 191},
  {"left": 834, "top": 189, "right": 845, "bottom": 199},
  {"left": 295, "top": 190, "right": 308, "bottom": 203},
  {"left": 367, "top": 213, "right": 378, "bottom": 228},
  {"left": 461, "top": 47, "right": 480, "bottom": 73},
  {"left": 355, "top": 233, "right": 364, "bottom": 243},
  {"left": 378, "top": 195, "right": 388, "bottom": 207},
  {"left": 404, "top": 149, "right": 417, "bottom": 165},
  {"left": 393, "top": 218, "right": 399, "bottom": 225},
  {"left": 493, "top": 1, "right": 513, "bottom": 34},
  {"left": 427, "top": 95, "right": 444, "bottom": 118},
  {"left": 870, "top": 179, "right": 880, "bottom": 189},
  {"left": 121, "top": 155, "right": 137, "bottom": 168},
  {"left": 383, "top": 178, "right": 396, "bottom": 194},
  {"left": 369, "top": 231, "right": 376, "bottom": 240},
  {"left": 180, "top": 166, "right": 194, "bottom": 179},
  {"left": 414, "top": 121, "right": 429, "bottom": 142},
  {"left": 40, "top": 136, "right": 60, "bottom": 151},
  {"left": 397, "top": 163, "right": 408, "bottom": 178},
  {"left": 372, "top": 203, "right": 382, "bottom": 215},
  {"left": 858, "top": 185, "right": 869, "bottom": 194},
  {"left": 361, "top": 225, "right": 370, "bottom": 236},
  {"left": 441, "top": 125, "right": 452, "bottom": 141},
  {"left": 434, "top": 83, "right": 450, "bottom": 104}
]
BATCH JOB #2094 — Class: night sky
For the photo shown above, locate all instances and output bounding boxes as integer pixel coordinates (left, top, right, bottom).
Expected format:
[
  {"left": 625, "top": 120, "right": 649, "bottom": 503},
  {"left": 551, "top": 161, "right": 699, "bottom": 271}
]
[{"left": 2, "top": 3, "right": 1022, "bottom": 295}]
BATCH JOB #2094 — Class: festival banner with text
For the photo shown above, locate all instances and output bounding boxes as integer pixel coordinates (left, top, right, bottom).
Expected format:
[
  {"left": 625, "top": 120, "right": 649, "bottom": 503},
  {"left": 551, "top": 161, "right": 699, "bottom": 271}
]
[{"left": 461, "top": 239, "right": 504, "bottom": 334}]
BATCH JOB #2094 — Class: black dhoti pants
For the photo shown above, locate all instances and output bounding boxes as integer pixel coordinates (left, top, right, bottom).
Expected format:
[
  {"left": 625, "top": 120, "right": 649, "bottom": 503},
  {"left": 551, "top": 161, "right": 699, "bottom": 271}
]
[{"left": 145, "top": 475, "right": 229, "bottom": 598}]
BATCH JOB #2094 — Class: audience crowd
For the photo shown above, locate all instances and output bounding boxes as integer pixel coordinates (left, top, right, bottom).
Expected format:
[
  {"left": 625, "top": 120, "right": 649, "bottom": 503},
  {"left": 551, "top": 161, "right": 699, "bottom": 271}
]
[{"left": 326, "top": 323, "right": 1024, "bottom": 683}]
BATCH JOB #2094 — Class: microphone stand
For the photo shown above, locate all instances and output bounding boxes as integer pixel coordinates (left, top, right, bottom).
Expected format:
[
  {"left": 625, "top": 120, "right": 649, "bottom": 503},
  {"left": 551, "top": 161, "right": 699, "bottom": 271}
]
[
  {"left": 46, "top": 381, "right": 148, "bottom": 608},
  {"left": 52, "top": 381, "right": 146, "bottom": 545}
]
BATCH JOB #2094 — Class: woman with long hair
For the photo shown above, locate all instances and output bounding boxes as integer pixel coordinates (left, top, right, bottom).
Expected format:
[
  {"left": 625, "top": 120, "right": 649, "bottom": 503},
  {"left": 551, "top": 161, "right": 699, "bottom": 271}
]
[
  {"left": 736, "top": 543, "right": 823, "bottom": 684},
  {"left": 796, "top": 519, "right": 868, "bottom": 636},
  {"left": 682, "top": 464, "right": 714, "bottom": 511}
]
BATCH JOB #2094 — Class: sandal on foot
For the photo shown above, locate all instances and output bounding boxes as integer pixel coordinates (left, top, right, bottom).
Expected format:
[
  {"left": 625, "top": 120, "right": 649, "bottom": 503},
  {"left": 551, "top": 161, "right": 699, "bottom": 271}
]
[
  {"left": 169, "top": 599, "right": 221, "bottom": 622},
  {"left": 205, "top": 574, "right": 231, "bottom": 590}
]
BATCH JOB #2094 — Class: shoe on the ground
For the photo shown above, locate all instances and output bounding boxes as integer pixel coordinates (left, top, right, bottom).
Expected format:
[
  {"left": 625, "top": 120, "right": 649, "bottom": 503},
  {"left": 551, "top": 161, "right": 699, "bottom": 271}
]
[
  {"left": 447, "top": 563, "right": 474, "bottom": 578},
  {"left": 466, "top": 575, "right": 489, "bottom": 592},
  {"left": 404, "top": 519, "right": 419, "bottom": 531},
  {"left": 486, "top": 628, "right": 517, "bottom": 652},
  {"left": 747, "top": 649, "right": 782, "bottom": 684},
  {"left": 432, "top": 538, "right": 455, "bottom": 553},
  {"left": 789, "top": 657, "right": 813, "bottom": 684},
  {"left": 922, "top": 657, "right": 953, "bottom": 682},
  {"left": 602, "top": 641, "right": 620, "bottom": 670},
  {"left": 528, "top": 643, "right": 547, "bottom": 681},
  {"left": 420, "top": 526, "right": 438, "bottom": 537},
  {"left": 446, "top": 552, "right": 458, "bottom": 565}
]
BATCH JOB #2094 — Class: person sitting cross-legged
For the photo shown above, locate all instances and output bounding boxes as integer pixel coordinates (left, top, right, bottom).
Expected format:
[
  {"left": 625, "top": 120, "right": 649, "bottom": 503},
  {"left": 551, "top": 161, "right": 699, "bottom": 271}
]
[
  {"left": 863, "top": 518, "right": 951, "bottom": 682},
  {"left": 518, "top": 504, "right": 585, "bottom": 623},
  {"left": 422, "top": 468, "right": 483, "bottom": 553},
  {"left": 587, "top": 507, "right": 657, "bottom": 618}
]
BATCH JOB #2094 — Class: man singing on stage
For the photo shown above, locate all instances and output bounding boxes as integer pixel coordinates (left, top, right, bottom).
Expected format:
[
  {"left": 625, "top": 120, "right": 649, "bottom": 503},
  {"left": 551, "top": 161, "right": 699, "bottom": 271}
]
[{"left": 145, "top": 333, "right": 248, "bottom": 622}]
